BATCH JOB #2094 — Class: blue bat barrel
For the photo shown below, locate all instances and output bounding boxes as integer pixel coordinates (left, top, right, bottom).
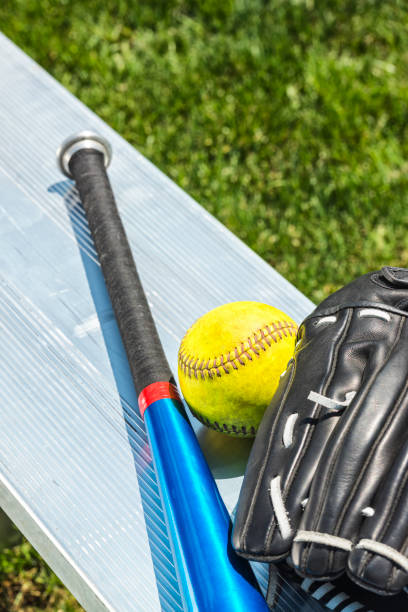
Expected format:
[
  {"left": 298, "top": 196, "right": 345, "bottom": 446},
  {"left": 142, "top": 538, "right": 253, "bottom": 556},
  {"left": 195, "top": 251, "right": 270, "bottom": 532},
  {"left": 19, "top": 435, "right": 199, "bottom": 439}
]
[{"left": 141, "top": 383, "right": 268, "bottom": 612}]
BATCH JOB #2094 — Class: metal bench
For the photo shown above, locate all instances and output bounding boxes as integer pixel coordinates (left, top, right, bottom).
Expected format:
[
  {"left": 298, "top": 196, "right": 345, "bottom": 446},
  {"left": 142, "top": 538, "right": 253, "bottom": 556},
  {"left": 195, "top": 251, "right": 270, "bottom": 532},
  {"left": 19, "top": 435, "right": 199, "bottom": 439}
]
[{"left": 0, "top": 32, "right": 314, "bottom": 610}]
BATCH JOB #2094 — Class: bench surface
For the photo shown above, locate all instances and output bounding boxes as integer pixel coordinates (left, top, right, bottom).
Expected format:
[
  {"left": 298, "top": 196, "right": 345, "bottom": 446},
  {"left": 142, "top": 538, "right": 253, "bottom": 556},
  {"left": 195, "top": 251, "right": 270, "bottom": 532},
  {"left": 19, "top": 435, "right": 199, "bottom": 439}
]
[{"left": 0, "top": 33, "right": 314, "bottom": 611}]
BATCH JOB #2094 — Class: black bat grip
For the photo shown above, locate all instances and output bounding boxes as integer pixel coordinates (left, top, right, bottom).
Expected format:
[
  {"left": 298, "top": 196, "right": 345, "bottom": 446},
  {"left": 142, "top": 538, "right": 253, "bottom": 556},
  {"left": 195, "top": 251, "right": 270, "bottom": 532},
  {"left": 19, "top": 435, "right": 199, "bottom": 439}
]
[{"left": 68, "top": 147, "right": 173, "bottom": 395}]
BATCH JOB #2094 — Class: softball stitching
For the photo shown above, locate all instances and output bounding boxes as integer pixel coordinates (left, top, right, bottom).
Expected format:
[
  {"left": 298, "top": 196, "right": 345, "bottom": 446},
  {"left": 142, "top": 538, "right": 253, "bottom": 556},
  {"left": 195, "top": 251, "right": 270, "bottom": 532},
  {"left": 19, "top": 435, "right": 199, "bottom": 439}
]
[{"left": 179, "top": 320, "right": 297, "bottom": 381}]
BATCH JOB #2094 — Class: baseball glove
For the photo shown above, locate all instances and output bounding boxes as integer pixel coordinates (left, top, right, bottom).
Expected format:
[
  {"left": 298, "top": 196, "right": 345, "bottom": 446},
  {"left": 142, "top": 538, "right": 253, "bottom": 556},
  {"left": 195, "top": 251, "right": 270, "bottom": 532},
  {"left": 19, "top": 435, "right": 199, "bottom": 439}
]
[{"left": 232, "top": 267, "right": 408, "bottom": 596}]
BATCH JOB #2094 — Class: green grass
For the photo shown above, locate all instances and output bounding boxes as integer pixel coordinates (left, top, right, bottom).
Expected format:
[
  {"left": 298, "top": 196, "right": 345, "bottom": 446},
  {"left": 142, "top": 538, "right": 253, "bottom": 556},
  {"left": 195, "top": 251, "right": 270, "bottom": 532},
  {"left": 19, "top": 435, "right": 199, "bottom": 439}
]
[
  {"left": 3, "top": 0, "right": 408, "bottom": 304},
  {"left": 1, "top": 0, "right": 408, "bottom": 607},
  {"left": 0, "top": 535, "right": 83, "bottom": 611}
]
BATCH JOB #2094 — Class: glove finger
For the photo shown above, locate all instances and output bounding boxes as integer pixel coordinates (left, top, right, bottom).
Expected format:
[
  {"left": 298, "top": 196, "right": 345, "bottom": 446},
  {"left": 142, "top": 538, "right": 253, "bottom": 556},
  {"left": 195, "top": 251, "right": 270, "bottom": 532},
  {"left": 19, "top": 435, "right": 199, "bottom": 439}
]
[
  {"left": 292, "top": 313, "right": 408, "bottom": 580},
  {"left": 233, "top": 307, "right": 361, "bottom": 560},
  {"left": 348, "top": 439, "right": 408, "bottom": 595},
  {"left": 278, "top": 303, "right": 399, "bottom": 561}
]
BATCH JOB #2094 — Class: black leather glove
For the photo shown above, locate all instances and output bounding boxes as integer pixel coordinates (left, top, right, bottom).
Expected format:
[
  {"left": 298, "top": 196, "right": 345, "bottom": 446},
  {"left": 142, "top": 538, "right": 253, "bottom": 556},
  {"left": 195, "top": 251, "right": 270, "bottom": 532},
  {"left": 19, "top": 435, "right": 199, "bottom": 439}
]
[{"left": 232, "top": 267, "right": 408, "bottom": 596}]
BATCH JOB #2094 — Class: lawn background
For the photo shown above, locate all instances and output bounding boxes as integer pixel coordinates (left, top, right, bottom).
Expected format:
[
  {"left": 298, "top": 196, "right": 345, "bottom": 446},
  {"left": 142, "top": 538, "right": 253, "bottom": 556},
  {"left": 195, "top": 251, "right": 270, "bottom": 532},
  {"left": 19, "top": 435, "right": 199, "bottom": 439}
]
[{"left": 1, "top": 0, "right": 408, "bottom": 609}]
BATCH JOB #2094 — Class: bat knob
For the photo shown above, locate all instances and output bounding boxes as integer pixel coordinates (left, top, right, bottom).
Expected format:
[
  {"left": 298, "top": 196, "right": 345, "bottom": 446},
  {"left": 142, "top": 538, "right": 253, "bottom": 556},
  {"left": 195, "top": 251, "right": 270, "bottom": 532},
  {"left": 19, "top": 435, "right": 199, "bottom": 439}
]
[{"left": 57, "top": 131, "right": 112, "bottom": 178}]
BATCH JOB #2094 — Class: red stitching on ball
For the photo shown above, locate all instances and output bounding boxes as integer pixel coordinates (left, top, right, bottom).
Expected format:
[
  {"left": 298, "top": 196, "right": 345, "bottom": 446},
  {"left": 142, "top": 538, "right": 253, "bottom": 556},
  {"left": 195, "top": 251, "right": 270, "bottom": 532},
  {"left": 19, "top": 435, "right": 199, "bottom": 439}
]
[{"left": 179, "top": 319, "right": 297, "bottom": 381}]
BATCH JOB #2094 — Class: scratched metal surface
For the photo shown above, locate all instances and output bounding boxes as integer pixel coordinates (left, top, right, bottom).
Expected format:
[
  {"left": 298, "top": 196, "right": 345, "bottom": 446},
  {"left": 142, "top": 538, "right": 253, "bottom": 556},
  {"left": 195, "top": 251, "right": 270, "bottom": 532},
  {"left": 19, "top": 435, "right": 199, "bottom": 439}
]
[{"left": 0, "top": 33, "right": 314, "bottom": 611}]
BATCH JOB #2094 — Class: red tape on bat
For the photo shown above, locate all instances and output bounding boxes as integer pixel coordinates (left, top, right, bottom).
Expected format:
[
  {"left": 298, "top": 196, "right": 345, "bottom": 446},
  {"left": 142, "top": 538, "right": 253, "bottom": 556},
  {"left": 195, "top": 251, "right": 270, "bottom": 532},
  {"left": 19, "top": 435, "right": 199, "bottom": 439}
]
[{"left": 138, "top": 382, "right": 181, "bottom": 419}]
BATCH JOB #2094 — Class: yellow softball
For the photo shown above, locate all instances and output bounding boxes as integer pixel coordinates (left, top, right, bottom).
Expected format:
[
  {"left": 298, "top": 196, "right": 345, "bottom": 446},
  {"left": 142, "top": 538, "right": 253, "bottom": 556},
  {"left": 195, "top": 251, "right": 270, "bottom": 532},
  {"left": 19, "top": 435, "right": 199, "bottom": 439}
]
[{"left": 178, "top": 301, "right": 297, "bottom": 437}]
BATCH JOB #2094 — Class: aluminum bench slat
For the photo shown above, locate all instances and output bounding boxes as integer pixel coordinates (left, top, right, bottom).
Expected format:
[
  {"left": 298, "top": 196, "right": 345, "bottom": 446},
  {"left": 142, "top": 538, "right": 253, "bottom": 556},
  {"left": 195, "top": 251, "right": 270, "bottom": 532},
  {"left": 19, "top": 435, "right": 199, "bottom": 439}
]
[{"left": 0, "top": 33, "right": 314, "bottom": 611}]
